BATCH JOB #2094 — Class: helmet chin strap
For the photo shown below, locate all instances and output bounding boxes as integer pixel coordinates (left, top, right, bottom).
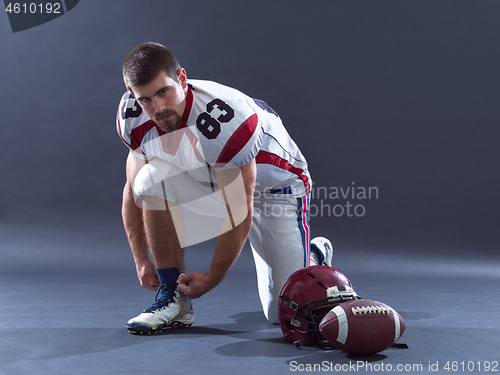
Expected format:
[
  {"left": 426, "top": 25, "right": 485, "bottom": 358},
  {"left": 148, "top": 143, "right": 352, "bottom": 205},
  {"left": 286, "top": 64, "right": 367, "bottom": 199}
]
[
  {"left": 279, "top": 295, "right": 331, "bottom": 348},
  {"left": 293, "top": 335, "right": 322, "bottom": 349}
]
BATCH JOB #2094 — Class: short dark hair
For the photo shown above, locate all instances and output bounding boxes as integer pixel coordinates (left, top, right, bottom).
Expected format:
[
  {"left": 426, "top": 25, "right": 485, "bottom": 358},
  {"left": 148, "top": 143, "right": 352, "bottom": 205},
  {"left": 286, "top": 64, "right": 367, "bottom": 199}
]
[{"left": 123, "top": 42, "right": 181, "bottom": 91}]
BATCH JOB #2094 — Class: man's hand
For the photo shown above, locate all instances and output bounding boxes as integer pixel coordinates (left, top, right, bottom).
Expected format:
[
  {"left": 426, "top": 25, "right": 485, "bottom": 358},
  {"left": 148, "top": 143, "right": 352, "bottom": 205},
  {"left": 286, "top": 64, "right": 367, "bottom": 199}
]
[
  {"left": 136, "top": 260, "right": 160, "bottom": 291},
  {"left": 177, "top": 272, "right": 218, "bottom": 299}
]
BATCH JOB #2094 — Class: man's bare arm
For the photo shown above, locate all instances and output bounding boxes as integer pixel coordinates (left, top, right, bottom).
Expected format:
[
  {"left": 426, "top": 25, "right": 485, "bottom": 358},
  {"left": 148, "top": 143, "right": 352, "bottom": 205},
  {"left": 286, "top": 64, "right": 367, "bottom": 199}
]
[{"left": 122, "top": 152, "right": 159, "bottom": 291}]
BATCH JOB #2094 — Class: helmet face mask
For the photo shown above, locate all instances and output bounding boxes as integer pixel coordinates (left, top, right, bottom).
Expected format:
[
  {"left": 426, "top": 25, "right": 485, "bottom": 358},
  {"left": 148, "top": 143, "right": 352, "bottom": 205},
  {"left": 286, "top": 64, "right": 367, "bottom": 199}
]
[{"left": 278, "top": 266, "right": 360, "bottom": 347}]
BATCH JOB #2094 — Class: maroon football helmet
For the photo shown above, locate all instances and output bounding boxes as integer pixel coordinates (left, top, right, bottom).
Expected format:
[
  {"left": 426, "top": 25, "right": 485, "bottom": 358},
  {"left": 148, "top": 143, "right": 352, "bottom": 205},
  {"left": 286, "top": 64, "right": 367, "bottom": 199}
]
[{"left": 278, "top": 265, "right": 360, "bottom": 347}]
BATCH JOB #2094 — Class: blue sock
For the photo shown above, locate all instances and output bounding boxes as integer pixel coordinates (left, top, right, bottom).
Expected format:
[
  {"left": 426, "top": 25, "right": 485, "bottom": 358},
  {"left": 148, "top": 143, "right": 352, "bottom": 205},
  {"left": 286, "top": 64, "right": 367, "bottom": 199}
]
[{"left": 157, "top": 267, "right": 180, "bottom": 285}]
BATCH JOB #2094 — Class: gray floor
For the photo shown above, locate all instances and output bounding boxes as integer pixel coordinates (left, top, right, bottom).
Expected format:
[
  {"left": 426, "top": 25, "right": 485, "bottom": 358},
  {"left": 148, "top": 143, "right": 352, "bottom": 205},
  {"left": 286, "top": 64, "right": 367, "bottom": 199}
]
[{"left": 1, "top": 213, "right": 499, "bottom": 375}]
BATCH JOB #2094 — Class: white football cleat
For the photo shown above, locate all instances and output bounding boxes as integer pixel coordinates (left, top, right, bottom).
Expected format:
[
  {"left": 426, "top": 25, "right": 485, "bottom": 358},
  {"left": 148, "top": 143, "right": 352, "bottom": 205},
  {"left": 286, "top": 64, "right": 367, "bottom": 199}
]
[
  {"left": 127, "top": 283, "right": 194, "bottom": 334},
  {"left": 310, "top": 237, "right": 334, "bottom": 267}
]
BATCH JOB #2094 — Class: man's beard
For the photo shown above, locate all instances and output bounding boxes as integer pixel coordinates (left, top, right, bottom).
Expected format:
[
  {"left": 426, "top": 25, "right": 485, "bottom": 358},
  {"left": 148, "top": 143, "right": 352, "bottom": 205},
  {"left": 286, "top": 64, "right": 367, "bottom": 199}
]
[{"left": 153, "top": 109, "right": 182, "bottom": 133}]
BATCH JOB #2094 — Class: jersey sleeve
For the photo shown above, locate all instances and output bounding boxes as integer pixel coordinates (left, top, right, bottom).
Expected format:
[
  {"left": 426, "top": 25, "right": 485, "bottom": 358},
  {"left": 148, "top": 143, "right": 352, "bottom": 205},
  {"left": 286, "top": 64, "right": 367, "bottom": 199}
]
[
  {"left": 193, "top": 87, "right": 263, "bottom": 171},
  {"left": 214, "top": 111, "right": 261, "bottom": 168},
  {"left": 116, "top": 91, "right": 155, "bottom": 160}
]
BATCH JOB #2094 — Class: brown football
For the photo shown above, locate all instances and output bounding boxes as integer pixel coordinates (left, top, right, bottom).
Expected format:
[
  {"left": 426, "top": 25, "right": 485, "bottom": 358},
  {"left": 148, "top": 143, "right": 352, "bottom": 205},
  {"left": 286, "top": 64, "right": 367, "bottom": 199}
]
[{"left": 319, "top": 299, "right": 406, "bottom": 355}]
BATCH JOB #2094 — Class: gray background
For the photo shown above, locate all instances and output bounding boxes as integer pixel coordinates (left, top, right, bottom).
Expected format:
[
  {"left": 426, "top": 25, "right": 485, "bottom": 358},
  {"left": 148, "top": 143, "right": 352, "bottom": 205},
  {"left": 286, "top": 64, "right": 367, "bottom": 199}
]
[
  {"left": 0, "top": 1, "right": 499, "bottom": 374},
  {"left": 1, "top": 0, "right": 498, "bottom": 267}
]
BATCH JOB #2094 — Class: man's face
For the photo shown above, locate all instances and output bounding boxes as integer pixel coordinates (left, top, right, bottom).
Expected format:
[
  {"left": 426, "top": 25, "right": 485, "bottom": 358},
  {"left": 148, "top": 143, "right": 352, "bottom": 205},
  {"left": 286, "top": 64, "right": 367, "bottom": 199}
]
[{"left": 131, "top": 69, "right": 188, "bottom": 133}]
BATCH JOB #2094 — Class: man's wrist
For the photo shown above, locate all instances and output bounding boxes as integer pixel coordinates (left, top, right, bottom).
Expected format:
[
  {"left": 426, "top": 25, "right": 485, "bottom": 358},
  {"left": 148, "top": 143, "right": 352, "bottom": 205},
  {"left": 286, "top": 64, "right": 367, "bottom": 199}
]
[
  {"left": 133, "top": 253, "right": 152, "bottom": 266},
  {"left": 205, "top": 268, "right": 224, "bottom": 288}
]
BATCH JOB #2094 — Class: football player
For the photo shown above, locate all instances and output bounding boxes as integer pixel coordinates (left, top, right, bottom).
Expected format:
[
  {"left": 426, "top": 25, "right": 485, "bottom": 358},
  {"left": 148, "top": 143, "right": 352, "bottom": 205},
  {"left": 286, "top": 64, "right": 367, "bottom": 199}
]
[{"left": 117, "top": 42, "right": 333, "bottom": 334}]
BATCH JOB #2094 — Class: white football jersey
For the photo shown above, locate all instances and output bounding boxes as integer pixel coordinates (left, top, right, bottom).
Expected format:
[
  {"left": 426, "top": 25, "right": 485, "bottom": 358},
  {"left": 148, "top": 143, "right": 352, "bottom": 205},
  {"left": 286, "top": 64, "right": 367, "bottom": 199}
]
[{"left": 116, "top": 79, "right": 311, "bottom": 197}]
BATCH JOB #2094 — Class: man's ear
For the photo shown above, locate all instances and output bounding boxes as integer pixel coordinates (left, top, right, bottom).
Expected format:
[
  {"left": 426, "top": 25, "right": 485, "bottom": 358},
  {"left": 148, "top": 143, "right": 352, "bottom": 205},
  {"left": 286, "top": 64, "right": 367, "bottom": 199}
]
[{"left": 178, "top": 68, "right": 188, "bottom": 89}]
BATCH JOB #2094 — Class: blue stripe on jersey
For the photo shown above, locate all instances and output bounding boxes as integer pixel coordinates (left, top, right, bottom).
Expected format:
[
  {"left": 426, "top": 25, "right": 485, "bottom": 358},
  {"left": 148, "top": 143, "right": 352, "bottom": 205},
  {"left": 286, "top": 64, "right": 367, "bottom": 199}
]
[
  {"left": 253, "top": 98, "right": 279, "bottom": 117},
  {"left": 161, "top": 180, "right": 168, "bottom": 201},
  {"left": 269, "top": 186, "right": 292, "bottom": 195}
]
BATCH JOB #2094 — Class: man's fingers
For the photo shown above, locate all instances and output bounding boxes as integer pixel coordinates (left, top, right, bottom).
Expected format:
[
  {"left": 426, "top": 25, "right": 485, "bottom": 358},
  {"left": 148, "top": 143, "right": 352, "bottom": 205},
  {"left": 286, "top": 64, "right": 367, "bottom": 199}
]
[
  {"left": 177, "top": 273, "right": 191, "bottom": 284},
  {"left": 178, "top": 282, "right": 189, "bottom": 295},
  {"left": 139, "top": 273, "right": 160, "bottom": 290},
  {"left": 142, "top": 280, "right": 158, "bottom": 291}
]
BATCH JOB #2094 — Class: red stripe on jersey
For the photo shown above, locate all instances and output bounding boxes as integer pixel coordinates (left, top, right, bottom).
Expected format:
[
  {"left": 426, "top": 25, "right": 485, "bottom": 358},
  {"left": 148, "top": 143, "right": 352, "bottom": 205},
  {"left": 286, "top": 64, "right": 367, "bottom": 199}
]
[
  {"left": 129, "top": 120, "right": 157, "bottom": 154},
  {"left": 216, "top": 113, "right": 258, "bottom": 165},
  {"left": 255, "top": 150, "right": 311, "bottom": 194},
  {"left": 179, "top": 85, "right": 194, "bottom": 129}
]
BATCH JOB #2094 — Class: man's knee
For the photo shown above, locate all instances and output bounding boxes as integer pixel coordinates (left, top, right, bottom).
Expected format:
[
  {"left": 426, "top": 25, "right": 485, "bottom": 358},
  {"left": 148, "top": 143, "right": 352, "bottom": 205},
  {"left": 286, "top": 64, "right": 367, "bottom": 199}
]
[
  {"left": 132, "top": 160, "right": 183, "bottom": 210},
  {"left": 264, "top": 298, "right": 279, "bottom": 324}
]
